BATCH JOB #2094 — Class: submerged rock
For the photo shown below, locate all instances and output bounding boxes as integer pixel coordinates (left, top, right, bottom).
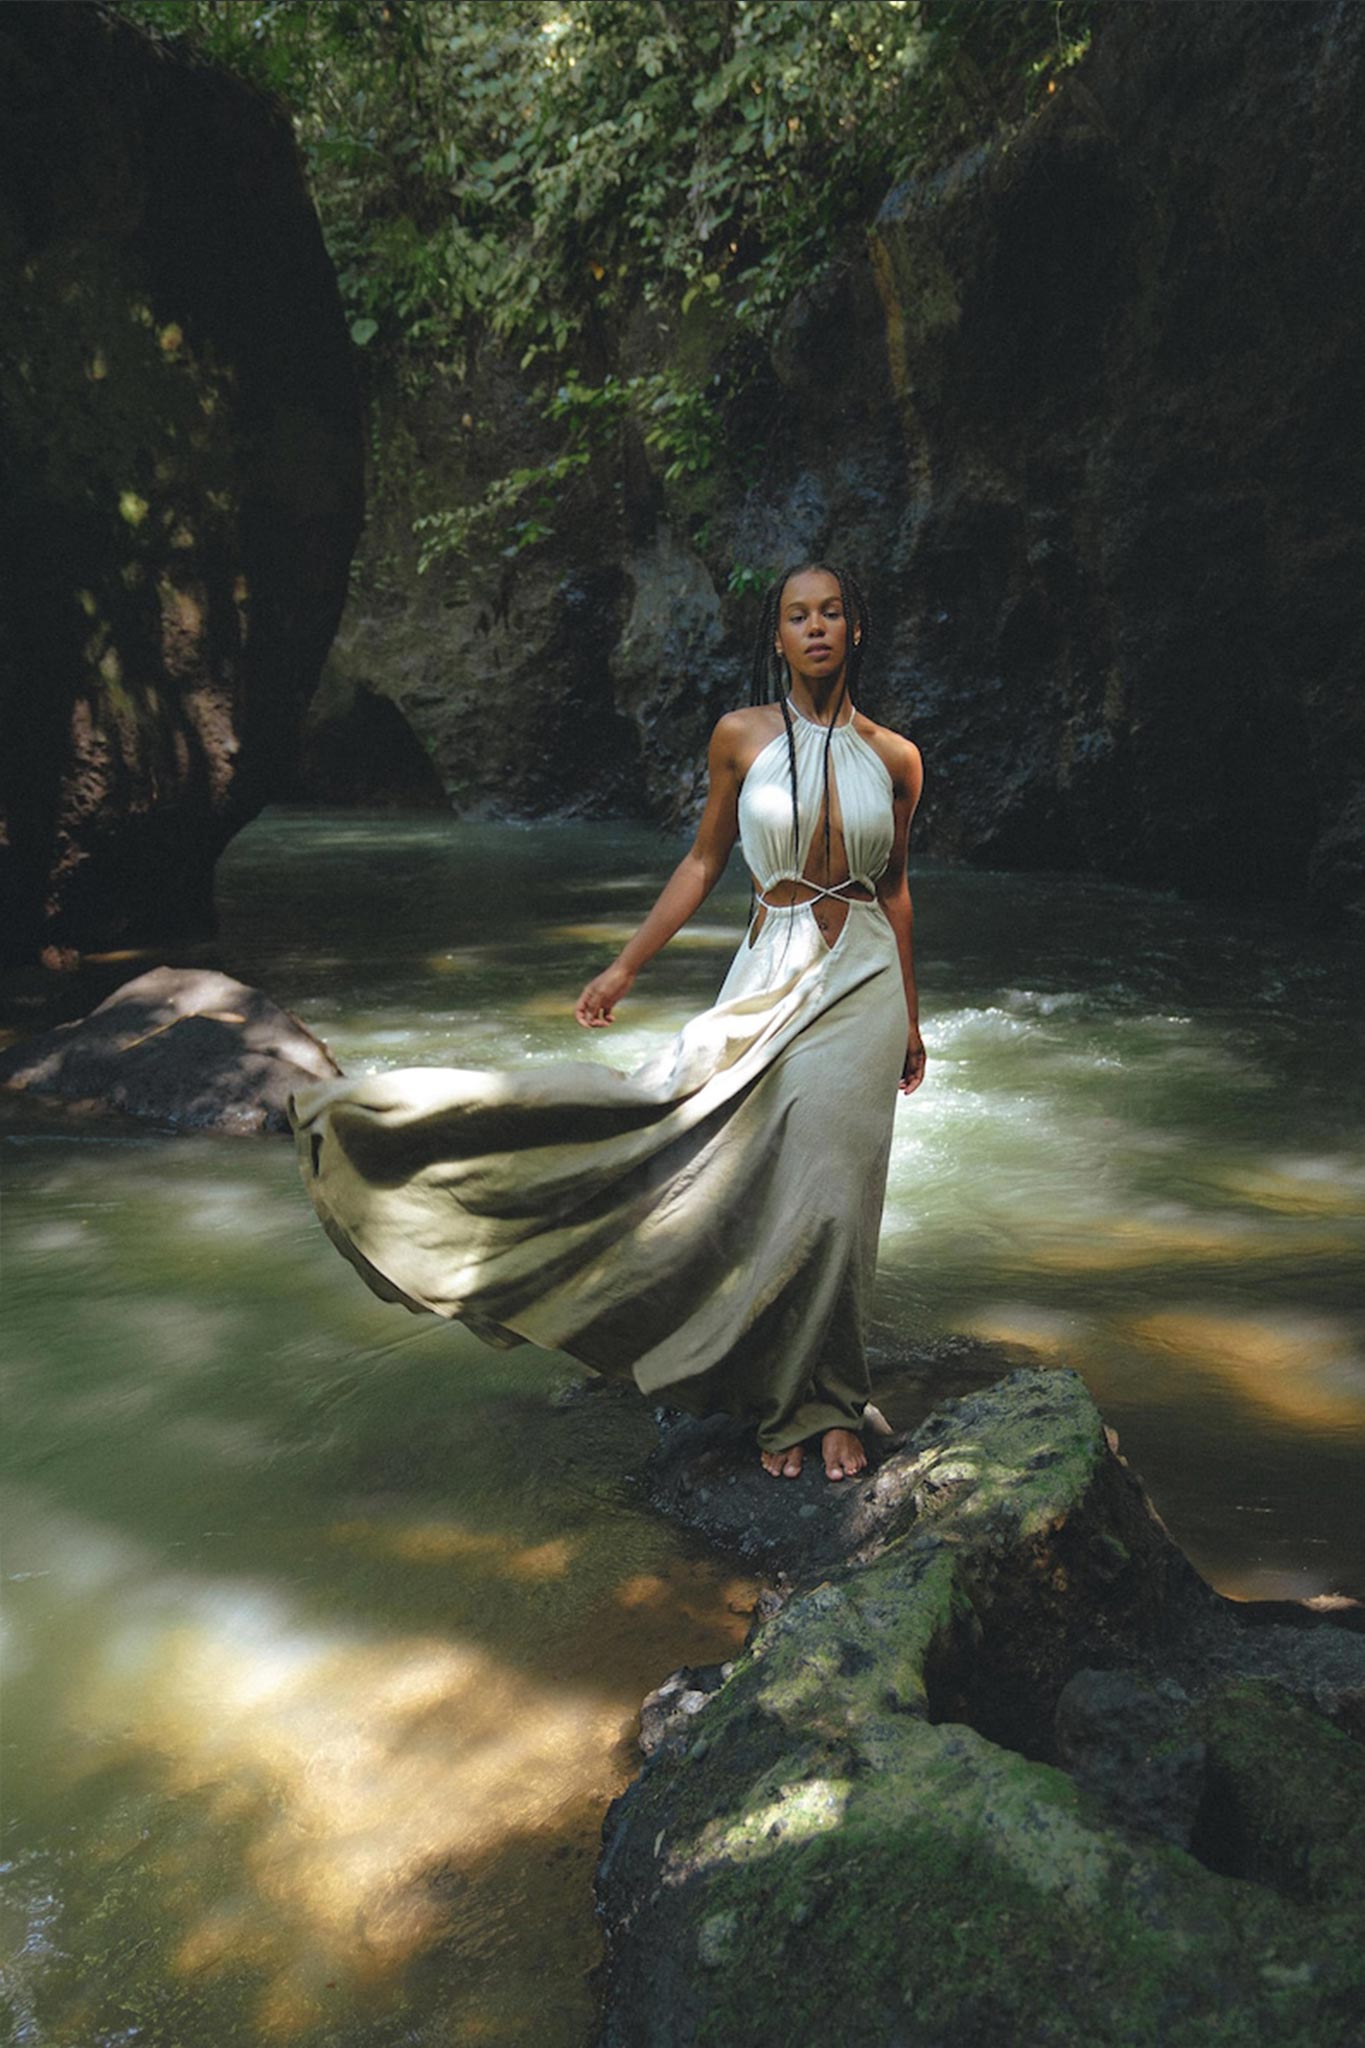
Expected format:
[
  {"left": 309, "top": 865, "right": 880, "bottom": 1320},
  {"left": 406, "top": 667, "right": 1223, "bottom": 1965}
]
[
  {"left": 0, "top": 966, "right": 339, "bottom": 1133},
  {"left": 598, "top": 1369, "right": 1365, "bottom": 2046}
]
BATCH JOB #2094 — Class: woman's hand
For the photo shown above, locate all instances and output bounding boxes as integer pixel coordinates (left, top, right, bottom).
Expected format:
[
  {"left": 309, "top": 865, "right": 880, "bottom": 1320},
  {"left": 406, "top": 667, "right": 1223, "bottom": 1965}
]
[
  {"left": 899, "top": 1025, "right": 926, "bottom": 1096},
  {"left": 576, "top": 961, "right": 635, "bottom": 1028}
]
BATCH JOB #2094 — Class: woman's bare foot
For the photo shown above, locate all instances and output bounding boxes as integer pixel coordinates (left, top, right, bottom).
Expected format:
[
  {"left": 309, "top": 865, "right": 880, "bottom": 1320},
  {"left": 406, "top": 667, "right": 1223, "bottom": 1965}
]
[
  {"left": 761, "top": 1442, "right": 804, "bottom": 1479},
  {"left": 821, "top": 1428, "right": 867, "bottom": 1481}
]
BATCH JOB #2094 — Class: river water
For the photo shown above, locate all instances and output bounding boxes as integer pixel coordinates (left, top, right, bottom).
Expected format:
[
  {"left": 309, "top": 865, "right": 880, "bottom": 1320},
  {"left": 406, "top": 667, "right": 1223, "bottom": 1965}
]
[{"left": 3, "top": 809, "right": 1363, "bottom": 2046}]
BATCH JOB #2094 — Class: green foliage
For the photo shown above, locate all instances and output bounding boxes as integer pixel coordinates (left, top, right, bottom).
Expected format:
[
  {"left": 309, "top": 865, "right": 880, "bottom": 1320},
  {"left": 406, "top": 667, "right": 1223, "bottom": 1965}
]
[
  {"left": 114, "top": 0, "right": 1095, "bottom": 555},
  {"left": 413, "top": 448, "right": 591, "bottom": 569}
]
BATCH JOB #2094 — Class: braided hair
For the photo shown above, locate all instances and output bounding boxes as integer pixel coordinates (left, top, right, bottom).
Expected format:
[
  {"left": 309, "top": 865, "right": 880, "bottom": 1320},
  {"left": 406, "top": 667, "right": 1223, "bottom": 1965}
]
[{"left": 748, "top": 560, "right": 870, "bottom": 882}]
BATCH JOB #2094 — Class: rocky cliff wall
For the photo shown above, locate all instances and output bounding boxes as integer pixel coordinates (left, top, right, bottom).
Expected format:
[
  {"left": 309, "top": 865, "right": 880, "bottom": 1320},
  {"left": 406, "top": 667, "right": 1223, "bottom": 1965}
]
[
  {"left": 865, "top": 0, "right": 1365, "bottom": 914},
  {"left": 0, "top": 2, "right": 362, "bottom": 968},
  {"left": 324, "top": 0, "right": 1363, "bottom": 920}
]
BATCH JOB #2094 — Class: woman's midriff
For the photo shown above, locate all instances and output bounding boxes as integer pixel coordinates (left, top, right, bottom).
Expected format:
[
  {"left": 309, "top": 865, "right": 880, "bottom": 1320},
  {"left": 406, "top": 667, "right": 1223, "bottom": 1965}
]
[{"left": 748, "top": 876, "right": 875, "bottom": 950}]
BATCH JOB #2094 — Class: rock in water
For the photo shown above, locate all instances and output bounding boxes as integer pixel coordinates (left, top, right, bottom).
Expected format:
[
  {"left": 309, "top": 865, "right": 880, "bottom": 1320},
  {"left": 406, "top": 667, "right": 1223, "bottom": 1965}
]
[
  {"left": 0, "top": 967, "right": 339, "bottom": 1133},
  {"left": 598, "top": 1369, "right": 1365, "bottom": 2047}
]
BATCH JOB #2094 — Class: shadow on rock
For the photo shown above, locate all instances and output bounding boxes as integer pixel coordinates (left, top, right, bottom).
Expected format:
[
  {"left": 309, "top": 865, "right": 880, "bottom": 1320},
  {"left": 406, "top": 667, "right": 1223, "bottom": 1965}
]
[{"left": 0, "top": 965, "right": 339, "bottom": 1133}]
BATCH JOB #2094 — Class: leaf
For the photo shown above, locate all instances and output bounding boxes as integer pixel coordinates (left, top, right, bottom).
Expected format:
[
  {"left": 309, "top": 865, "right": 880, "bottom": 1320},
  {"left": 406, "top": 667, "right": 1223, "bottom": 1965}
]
[{"left": 350, "top": 317, "right": 379, "bottom": 345}]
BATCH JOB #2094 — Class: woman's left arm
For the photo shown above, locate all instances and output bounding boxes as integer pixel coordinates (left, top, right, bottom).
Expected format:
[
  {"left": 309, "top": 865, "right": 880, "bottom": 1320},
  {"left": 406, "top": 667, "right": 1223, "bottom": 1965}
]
[{"left": 875, "top": 735, "right": 926, "bottom": 1096}]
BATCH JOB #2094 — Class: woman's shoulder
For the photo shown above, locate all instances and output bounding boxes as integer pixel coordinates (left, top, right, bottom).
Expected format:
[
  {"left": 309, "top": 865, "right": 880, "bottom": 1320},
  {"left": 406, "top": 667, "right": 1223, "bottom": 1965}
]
[
  {"left": 853, "top": 711, "right": 923, "bottom": 792},
  {"left": 709, "top": 705, "right": 785, "bottom": 774}
]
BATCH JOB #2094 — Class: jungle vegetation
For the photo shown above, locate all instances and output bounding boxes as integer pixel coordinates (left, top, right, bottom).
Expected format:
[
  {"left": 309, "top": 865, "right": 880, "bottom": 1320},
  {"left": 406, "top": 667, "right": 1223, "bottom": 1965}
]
[{"left": 114, "top": 0, "right": 1093, "bottom": 562}]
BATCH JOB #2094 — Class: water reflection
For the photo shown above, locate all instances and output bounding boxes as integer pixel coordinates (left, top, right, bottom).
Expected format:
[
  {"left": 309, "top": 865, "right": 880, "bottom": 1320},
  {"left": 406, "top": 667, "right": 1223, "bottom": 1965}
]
[
  {"left": 3, "top": 810, "right": 1364, "bottom": 2044},
  {"left": 1, "top": 1103, "right": 756, "bottom": 2044}
]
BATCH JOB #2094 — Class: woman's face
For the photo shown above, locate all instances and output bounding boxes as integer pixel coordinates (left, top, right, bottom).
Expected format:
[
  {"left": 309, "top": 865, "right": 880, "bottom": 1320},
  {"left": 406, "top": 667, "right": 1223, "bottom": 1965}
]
[{"left": 774, "top": 569, "right": 855, "bottom": 689}]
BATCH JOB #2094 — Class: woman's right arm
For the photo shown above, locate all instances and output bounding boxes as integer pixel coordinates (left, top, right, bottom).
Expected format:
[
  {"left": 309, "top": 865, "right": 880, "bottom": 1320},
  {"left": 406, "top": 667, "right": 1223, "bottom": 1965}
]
[{"left": 575, "top": 714, "right": 746, "bottom": 1027}]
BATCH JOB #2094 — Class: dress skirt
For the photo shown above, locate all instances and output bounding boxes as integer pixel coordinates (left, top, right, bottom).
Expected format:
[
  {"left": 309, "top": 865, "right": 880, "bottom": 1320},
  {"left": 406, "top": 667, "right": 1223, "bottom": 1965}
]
[{"left": 288, "top": 898, "right": 907, "bottom": 1452}]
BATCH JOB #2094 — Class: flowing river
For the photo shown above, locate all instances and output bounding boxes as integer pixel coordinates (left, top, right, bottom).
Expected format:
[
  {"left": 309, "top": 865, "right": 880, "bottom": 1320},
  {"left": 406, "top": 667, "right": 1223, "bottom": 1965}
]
[{"left": 3, "top": 809, "right": 1363, "bottom": 2046}]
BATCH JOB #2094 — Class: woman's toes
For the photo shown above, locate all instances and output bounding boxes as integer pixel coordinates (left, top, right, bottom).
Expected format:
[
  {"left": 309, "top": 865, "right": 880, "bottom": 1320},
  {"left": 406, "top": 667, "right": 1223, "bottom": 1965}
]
[
  {"left": 761, "top": 1443, "right": 804, "bottom": 1478},
  {"left": 822, "top": 1428, "right": 867, "bottom": 1480}
]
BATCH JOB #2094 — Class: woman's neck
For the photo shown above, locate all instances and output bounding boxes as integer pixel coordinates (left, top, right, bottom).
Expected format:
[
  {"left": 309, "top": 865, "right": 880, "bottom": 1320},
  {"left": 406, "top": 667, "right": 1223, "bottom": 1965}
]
[{"left": 786, "top": 674, "right": 852, "bottom": 728}]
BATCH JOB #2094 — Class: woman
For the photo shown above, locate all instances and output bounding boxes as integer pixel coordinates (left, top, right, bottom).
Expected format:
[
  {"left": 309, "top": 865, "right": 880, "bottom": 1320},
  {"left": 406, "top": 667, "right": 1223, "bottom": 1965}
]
[{"left": 289, "top": 561, "right": 924, "bottom": 1482}]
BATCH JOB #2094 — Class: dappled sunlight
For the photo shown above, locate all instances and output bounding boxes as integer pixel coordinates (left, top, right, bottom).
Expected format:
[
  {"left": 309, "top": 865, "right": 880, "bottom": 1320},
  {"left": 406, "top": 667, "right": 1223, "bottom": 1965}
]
[
  {"left": 611, "top": 1559, "right": 756, "bottom": 1629},
  {"left": 0, "top": 1463, "right": 757, "bottom": 2042},
  {"left": 519, "top": 991, "right": 579, "bottom": 1017},
  {"left": 328, "top": 1517, "right": 578, "bottom": 1579},
  {"left": 1198, "top": 1153, "right": 1365, "bottom": 1218},
  {"left": 676, "top": 1776, "right": 853, "bottom": 1877},
  {"left": 1021, "top": 1206, "right": 1350, "bottom": 1273},
  {"left": 550, "top": 920, "right": 737, "bottom": 951},
  {"left": 1126, "top": 1308, "right": 1365, "bottom": 1433},
  {"left": 57, "top": 1555, "right": 636, "bottom": 1982},
  {"left": 1208, "top": 1562, "right": 1357, "bottom": 1605},
  {"left": 7, "top": 813, "right": 1365, "bottom": 2041},
  {"left": 956, "top": 1302, "right": 1092, "bottom": 1356},
  {"left": 424, "top": 948, "right": 500, "bottom": 975}
]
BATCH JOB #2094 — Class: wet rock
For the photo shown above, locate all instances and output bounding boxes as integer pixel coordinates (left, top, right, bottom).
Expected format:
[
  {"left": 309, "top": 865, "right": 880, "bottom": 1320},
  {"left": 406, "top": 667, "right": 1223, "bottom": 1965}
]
[
  {"left": 644, "top": 1408, "right": 914, "bottom": 1582},
  {"left": 639, "top": 1664, "right": 733, "bottom": 1759},
  {"left": 598, "top": 1368, "right": 1365, "bottom": 2046},
  {"left": 0, "top": 966, "right": 339, "bottom": 1133}
]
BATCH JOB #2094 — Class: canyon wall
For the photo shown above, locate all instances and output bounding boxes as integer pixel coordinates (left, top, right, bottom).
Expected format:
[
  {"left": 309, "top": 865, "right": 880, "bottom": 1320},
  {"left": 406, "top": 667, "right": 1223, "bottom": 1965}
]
[{"left": 0, "top": 2, "right": 363, "bottom": 966}]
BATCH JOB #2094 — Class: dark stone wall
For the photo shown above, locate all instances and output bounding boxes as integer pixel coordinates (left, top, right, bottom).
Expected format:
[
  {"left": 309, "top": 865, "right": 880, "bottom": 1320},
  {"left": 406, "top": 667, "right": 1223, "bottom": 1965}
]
[
  {"left": 0, "top": 2, "right": 363, "bottom": 967},
  {"left": 862, "top": 0, "right": 1365, "bottom": 916}
]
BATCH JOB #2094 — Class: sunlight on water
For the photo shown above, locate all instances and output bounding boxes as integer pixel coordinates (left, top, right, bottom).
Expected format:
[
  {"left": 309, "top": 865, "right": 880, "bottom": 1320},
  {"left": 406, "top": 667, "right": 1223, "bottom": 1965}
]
[
  {"left": 3, "top": 810, "right": 1364, "bottom": 2044},
  {"left": 1, "top": 1094, "right": 757, "bottom": 2044},
  {"left": 1126, "top": 1308, "right": 1365, "bottom": 1430}
]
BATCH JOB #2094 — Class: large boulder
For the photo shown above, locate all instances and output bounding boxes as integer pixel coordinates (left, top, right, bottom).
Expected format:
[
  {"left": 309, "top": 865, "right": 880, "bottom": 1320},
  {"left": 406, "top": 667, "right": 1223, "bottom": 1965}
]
[
  {"left": 0, "top": 2, "right": 363, "bottom": 967},
  {"left": 597, "top": 1370, "right": 1365, "bottom": 2045},
  {"left": 0, "top": 966, "right": 340, "bottom": 1132}
]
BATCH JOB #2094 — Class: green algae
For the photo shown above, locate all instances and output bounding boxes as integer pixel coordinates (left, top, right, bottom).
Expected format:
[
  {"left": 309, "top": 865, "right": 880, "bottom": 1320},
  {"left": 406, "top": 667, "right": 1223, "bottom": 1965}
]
[
  {"left": 691, "top": 1713, "right": 1365, "bottom": 2047},
  {"left": 1191, "top": 1678, "right": 1365, "bottom": 1909},
  {"left": 602, "top": 1370, "right": 1365, "bottom": 2047}
]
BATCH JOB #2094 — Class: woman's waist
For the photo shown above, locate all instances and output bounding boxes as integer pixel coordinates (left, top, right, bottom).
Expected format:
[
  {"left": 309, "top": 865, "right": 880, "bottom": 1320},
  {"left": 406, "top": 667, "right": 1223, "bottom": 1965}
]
[{"left": 752, "top": 873, "right": 879, "bottom": 908}]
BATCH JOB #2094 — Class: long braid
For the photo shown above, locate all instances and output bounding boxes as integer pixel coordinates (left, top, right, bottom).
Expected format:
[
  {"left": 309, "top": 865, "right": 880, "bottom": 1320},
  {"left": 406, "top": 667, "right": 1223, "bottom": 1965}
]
[
  {"left": 818, "top": 565, "right": 870, "bottom": 880},
  {"left": 750, "top": 575, "right": 801, "bottom": 870}
]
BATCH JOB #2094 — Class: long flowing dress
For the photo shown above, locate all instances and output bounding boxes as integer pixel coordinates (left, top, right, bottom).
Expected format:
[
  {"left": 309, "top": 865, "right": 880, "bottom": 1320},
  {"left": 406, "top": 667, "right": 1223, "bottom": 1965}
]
[{"left": 288, "top": 706, "right": 908, "bottom": 1452}]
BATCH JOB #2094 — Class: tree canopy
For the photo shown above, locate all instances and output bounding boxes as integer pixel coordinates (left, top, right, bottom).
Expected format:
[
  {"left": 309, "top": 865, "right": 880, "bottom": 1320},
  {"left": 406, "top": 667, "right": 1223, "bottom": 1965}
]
[{"left": 115, "top": 1, "right": 1092, "bottom": 558}]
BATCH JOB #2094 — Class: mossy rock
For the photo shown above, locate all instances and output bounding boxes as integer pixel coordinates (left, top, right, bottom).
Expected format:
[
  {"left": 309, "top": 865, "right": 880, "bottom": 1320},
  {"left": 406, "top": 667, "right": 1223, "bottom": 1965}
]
[{"left": 598, "top": 1370, "right": 1365, "bottom": 2046}]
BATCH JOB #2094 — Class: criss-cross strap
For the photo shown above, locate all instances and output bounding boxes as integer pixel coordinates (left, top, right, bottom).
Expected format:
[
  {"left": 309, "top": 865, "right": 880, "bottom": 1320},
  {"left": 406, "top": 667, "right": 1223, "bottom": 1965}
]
[{"left": 754, "top": 877, "right": 877, "bottom": 910}]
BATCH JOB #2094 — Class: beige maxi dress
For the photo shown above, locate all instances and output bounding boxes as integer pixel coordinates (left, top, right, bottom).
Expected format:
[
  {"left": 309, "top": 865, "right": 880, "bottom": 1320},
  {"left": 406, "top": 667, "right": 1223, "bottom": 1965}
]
[{"left": 288, "top": 706, "right": 908, "bottom": 1451}]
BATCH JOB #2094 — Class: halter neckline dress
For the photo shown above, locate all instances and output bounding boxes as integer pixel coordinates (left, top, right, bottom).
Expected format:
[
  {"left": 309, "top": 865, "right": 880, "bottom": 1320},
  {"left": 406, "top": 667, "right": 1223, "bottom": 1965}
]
[{"left": 288, "top": 707, "right": 909, "bottom": 1452}]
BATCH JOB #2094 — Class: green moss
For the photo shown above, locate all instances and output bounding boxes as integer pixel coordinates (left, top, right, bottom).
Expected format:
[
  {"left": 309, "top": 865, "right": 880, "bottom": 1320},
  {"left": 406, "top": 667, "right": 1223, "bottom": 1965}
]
[
  {"left": 612, "top": 1373, "right": 1365, "bottom": 2046},
  {"left": 691, "top": 1717, "right": 1365, "bottom": 2046},
  {"left": 1191, "top": 1679, "right": 1365, "bottom": 1909}
]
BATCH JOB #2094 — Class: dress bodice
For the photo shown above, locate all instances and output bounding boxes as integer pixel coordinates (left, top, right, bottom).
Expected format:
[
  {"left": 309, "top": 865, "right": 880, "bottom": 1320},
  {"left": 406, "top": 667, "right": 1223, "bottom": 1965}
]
[{"left": 737, "top": 708, "right": 895, "bottom": 895}]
